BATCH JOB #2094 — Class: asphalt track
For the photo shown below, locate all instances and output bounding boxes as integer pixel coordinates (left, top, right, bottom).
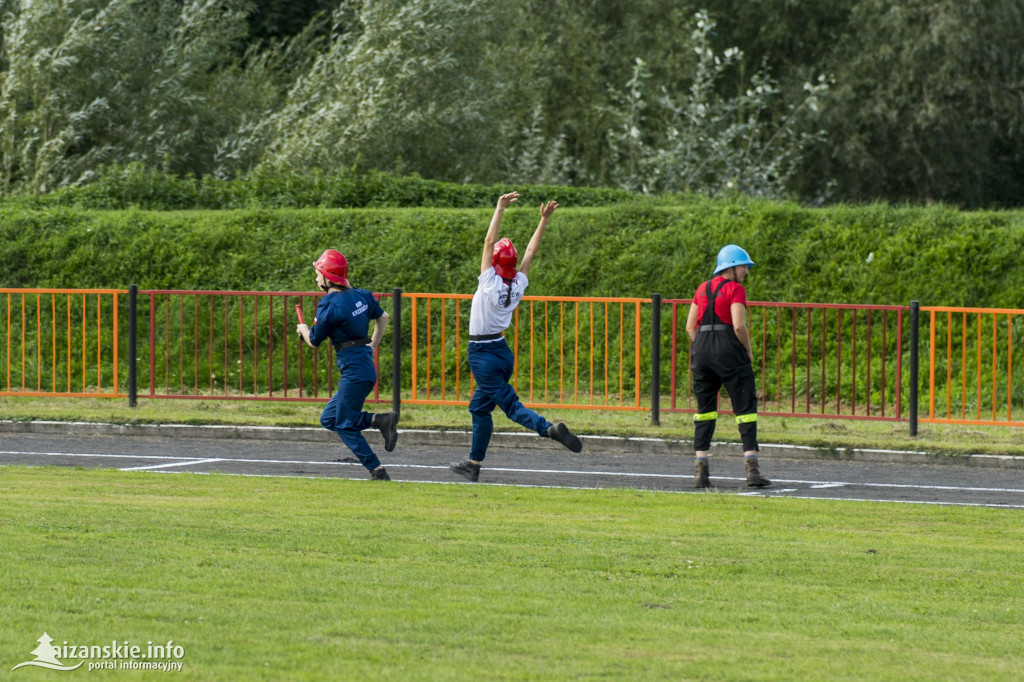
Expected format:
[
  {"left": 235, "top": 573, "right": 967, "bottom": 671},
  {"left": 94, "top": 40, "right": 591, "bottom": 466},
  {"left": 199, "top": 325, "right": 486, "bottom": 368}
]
[{"left": 2, "top": 425, "right": 1024, "bottom": 509}]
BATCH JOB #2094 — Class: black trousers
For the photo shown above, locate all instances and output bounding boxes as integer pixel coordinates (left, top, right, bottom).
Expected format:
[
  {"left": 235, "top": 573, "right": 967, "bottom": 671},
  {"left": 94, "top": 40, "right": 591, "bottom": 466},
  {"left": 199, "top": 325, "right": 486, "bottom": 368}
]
[{"left": 690, "top": 330, "right": 759, "bottom": 452}]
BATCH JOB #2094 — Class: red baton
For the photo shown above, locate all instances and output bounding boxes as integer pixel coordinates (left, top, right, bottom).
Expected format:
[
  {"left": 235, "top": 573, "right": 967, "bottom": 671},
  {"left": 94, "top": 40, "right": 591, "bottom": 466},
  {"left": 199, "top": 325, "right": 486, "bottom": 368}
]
[{"left": 295, "top": 304, "right": 306, "bottom": 341}]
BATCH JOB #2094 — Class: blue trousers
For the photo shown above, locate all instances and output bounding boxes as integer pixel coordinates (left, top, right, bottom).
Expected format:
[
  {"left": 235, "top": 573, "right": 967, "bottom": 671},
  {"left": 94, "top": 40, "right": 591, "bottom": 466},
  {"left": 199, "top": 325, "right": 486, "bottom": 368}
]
[
  {"left": 320, "top": 377, "right": 380, "bottom": 471},
  {"left": 468, "top": 340, "right": 551, "bottom": 462}
]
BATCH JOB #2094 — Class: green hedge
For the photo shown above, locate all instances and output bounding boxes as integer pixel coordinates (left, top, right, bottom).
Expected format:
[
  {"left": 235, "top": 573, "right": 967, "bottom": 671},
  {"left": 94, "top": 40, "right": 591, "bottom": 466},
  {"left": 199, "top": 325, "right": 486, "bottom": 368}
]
[
  {"left": 4, "top": 165, "right": 642, "bottom": 211},
  {"left": 2, "top": 197, "right": 1023, "bottom": 307}
]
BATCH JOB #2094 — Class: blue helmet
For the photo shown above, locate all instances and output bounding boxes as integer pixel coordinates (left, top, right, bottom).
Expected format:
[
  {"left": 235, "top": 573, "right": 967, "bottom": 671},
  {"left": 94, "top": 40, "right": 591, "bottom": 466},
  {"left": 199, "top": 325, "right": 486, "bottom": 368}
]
[{"left": 714, "top": 244, "right": 754, "bottom": 275}]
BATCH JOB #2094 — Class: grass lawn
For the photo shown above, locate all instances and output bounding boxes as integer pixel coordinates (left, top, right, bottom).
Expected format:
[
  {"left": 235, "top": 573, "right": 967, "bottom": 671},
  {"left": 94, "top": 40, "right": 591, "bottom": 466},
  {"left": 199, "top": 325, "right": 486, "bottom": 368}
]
[
  {"left": 4, "top": 396, "right": 1024, "bottom": 457},
  {"left": 1, "top": 467, "right": 1022, "bottom": 680}
]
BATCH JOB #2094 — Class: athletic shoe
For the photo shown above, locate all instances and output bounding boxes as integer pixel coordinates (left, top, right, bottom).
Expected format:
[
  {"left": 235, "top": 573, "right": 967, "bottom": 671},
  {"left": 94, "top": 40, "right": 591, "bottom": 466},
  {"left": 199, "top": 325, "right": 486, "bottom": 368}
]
[
  {"left": 548, "top": 422, "right": 582, "bottom": 453},
  {"left": 370, "top": 467, "right": 391, "bottom": 481},
  {"left": 449, "top": 460, "right": 481, "bottom": 482},
  {"left": 373, "top": 412, "right": 399, "bottom": 452}
]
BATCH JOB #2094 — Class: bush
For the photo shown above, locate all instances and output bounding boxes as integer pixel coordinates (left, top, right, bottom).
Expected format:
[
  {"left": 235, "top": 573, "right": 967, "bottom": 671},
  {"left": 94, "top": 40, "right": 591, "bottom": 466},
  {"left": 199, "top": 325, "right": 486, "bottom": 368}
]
[
  {"left": 2, "top": 196, "right": 1023, "bottom": 308},
  {"left": 10, "top": 165, "right": 643, "bottom": 211}
]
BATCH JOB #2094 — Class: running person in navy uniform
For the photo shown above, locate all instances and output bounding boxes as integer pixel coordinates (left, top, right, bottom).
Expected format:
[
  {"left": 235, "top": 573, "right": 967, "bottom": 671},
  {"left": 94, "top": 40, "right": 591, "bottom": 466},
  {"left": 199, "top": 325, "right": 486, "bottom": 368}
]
[
  {"left": 449, "top": 192, "right": 583, "bottom": 482},
  {"left": 297, "top": 249, "right": 399, "bottom": 480},
  {"left": 685, "top": 244, "right": 771, "bottom": 489}
]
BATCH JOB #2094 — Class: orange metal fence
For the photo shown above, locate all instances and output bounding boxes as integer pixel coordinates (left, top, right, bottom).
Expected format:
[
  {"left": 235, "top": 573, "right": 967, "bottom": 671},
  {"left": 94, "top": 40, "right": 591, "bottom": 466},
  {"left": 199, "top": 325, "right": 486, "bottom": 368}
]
[
  {"left": 138, "top": 289, "right": 392, "bottom": 403},
  {"left": 404, "top": 293, "right": 648, "bottom": 411},
  {"left": 921, "top": 306, "right": 1024, "bottom": 426},
  {"left": 664, "top": 300, "right": 909, "bottom": 421},
  {"left": 0, "top": 289, "right": 124, "bottom": 397},
  {"left": 8, "top": 288, "right": 1024, "bottom": 431}
]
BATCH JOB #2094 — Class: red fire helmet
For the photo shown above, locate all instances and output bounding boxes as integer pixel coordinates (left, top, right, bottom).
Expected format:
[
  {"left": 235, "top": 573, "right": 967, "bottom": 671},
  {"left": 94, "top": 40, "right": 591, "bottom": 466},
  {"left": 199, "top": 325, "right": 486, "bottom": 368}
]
[
  {"left": 312, "top": 249, "right": 350, "bottom": 286},
  {"left": 492, "top": 238, "right": 518, "bottom": 279}
]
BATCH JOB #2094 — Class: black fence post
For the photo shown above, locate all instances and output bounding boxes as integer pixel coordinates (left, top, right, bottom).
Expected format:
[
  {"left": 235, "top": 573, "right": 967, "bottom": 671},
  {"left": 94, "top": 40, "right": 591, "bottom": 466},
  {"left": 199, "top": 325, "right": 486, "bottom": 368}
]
[
  {"left": 651, "top": 293, "right": 661, "bottom": 426},
  {"left": 128, "top": 284, "right": 137, "bottom": 408},
  {"left": 392, "top": 288, "right": 402, "bottom": 419},
  {"left": 909, "top": 300, "right": 919, "bottom": 436}
]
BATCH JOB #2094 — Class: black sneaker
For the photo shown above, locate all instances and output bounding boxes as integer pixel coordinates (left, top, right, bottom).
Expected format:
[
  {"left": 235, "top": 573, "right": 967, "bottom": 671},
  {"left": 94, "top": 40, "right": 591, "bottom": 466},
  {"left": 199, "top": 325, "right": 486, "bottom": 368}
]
[
  {"left": 547, "top": 423, "right": 582, "bottom": 453},
  {"left": 370, "top": 467, "right": 391, "bottom": 481},
  {"left": 449, "top": 460, "right": 481, "bottom": 482},
  {"left": 373, "top": 412, "right": 398, "bottom": 452}
]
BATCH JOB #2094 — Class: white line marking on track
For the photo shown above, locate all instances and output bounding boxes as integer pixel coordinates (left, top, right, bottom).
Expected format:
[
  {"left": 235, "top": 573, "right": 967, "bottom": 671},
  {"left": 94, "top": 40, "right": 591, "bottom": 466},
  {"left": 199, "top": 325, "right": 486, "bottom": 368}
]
[
  {"left": 120, "top": 458, "right": 223, "bottom": 472},
  {"left": 4, "top": 450, "right": 1024, "bottom": 501},
  {"left": 138, "top": 471, "right": 1024, "bottom": 509}
]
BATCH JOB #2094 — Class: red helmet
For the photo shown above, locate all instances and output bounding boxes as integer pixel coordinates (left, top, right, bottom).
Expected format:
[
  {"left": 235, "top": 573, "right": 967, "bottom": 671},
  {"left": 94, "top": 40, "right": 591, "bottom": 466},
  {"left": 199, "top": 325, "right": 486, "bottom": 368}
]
[
  {"left": 492, "top": 238, "right": 518, "bottom": 279},
  {"left": 312, "top": 249, "right": 350, "bottom": 286}
]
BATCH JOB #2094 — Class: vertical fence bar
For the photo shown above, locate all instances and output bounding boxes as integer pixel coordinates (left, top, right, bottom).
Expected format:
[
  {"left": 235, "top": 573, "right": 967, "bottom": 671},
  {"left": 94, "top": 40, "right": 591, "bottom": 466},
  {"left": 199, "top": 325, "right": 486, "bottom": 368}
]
[
  {"left": 589, "top": 301, "right": 595, "bottom": 405},
  {"left": 149, "top": 293, "right": 156, "bottom": 396},
  {"left": 411, "top": 297, "right": 418, "bottom": 399},
  {"left": 66, "top": 294, "right": 71, "bottom": 393},
  {"left": 909, "top": 301, "right": 919, "bottom": 436},
  {"left": 990, "top": 314, "right": 996, "bottom": 421},
  {"left": 425, "top": 299, "right": 431, "bottom": 399},
  {"left": 634, "top": 301, "right": 642, "bottom": 409},
  {"left": 651, "top": 293, "right": 661, "bottom": 426},
  {"left": 194, "top": 296, "right": 199, "bottom": 395},
  {"left": 879, "top": 311, "right": 885, "bottom": 417},
  {"left": 670, "top": 302, "right": 678, "bottom": 410},
  {"left": 392, "top": 289, "right": 402, "bottom": 418},
  {"left": 129, "top": 285, "right": 137, "bottom": 407},
  {"left": 1007, "top": 313, "right": 1013, "bottom": 422},
  {"left": 941, "top": 310, "right": 950, "bottom": 419},
  {"left": 896, "top": 308, "right": 903, "bottom": 420},
  {"left": 50, "top": 294, "right": 56, "bottom": 392},
  {"left": 455, "top": 298, "right": 461, "bottom": 401},
  {"left": 268, "top": 295, "right": 274, "bottom": 397},
  {"left": 976, "top": 313, "right": 982, "bottom": 420}
]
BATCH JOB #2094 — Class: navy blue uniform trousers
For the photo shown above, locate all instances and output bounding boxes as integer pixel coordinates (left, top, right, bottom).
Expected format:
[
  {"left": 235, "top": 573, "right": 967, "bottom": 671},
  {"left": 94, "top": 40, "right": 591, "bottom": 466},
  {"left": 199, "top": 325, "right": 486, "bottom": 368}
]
[
  {"left": 468, "top": 340, "right": 551, "bottom": 462},
  {"left": 320, "top": 376, "right": 380, "bottom": 471}
]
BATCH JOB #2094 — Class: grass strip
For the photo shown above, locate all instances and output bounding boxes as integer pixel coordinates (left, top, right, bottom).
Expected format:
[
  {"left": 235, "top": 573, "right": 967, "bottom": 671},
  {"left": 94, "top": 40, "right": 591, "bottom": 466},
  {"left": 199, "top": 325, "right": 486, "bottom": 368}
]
[{"left": 1, "top": 466, "right": 1022, "bottom": 680}]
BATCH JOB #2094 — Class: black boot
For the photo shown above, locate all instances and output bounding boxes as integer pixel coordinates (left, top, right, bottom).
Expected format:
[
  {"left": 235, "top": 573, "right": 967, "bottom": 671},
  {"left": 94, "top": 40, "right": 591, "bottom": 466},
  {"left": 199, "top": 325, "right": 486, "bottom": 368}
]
[
  {"left": 744, "top": 457, "right": 771, "bottom": 488},
  {"left": 547, "top": 423, "right": 582, "bottom": 453},
  {"left": 370, "top": 466, "right": 391, "bottom": 481},
  {"left": 372, "top": 412, "right": 398, "bottom": 452},
  {"left": 695, "top": 459, "right": 710, "bottom": 489},
  {"left": 449, "top": 460, "right": 481, "bottom": 482}
]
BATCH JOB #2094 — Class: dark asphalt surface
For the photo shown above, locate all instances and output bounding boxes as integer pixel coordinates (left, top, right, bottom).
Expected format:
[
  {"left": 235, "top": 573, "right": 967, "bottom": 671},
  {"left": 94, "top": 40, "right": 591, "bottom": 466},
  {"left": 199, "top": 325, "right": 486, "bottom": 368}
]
[{"left": 2, "top": 431, "right": 1024, "bottom": 509}]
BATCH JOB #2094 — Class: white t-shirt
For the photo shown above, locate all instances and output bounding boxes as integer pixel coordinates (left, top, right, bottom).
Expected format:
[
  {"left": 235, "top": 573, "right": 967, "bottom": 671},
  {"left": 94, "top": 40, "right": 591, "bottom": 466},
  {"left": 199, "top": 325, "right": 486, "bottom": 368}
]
[{"left": 469, "top": 268, "right": 529, "bottom": 339}]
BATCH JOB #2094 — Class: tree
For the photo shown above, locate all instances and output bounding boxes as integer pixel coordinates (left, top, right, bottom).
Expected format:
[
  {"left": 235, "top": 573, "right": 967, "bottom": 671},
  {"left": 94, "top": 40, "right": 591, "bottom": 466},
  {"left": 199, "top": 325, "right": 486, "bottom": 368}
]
[{"left": 808, "top": 0, "right": 1024, "bottom": 207}]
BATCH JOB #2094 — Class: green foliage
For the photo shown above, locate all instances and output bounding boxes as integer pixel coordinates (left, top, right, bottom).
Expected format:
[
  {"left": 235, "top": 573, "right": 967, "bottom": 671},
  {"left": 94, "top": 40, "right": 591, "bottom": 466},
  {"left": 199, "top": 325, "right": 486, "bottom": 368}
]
[
  {"left": 604, "top": 14, "right": 829, "bottom": 198},
  {"left": 810, "top": 0, "right": 1024, "bottom": 207},
  {"left": 7, "top": 164, "right": 641, "bottom": 210},
  {"left": 0, "top": 0, "right": 266, "bottom": 194},
  {"left": 3, "top": 199, "right": 1024, "bottom": 310},
  {"left": 3, "top": 1, "right": 1024, "bottom": 206}
]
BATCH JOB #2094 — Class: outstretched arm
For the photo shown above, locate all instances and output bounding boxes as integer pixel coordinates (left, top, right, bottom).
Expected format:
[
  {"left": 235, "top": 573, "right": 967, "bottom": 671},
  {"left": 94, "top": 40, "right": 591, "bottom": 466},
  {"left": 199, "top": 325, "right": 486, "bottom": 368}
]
[
  {"left": 481, "top": 192, "right": 519, "bottom": 274},
  {"left": 519, "top": 201, "right": 558, "bottom": 276}
]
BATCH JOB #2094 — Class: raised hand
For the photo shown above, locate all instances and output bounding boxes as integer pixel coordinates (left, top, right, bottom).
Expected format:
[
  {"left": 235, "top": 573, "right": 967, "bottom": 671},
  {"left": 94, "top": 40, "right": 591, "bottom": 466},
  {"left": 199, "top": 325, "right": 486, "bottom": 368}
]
[
  {"left": 539, "top": 200, "right": 559, "bottom": 219},
  {"left": 497, "top": 191, "right": 520, "bottom": 209}
]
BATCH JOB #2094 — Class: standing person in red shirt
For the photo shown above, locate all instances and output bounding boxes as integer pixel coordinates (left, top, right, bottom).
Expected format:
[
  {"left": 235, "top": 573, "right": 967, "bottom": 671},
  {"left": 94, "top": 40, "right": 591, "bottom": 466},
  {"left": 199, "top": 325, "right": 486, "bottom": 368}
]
[{"left": 684, "top": 244, "right": 771, "bottom": 489}]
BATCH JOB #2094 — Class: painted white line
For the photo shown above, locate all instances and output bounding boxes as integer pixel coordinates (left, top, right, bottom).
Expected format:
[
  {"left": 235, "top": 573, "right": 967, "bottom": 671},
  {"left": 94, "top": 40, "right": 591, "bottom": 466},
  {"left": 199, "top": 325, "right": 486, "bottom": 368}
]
[
  {"left": 772, "top": 478, "right": 1024, "bottom": 493},
  {"left": 120, "top": 458, "right": 223, "bottom": 472},
  {"left": 139, "top": 470, "right": 1024, "bottom": 509},
  {"left": 771, "top": 494, "right": 1024, "bottom": 510},
  {"left": 0, "top": 450, "right": 194, "bottom": 462},
  {"left": 3, "top": 450, "right": 1024, "bottom": 496}
]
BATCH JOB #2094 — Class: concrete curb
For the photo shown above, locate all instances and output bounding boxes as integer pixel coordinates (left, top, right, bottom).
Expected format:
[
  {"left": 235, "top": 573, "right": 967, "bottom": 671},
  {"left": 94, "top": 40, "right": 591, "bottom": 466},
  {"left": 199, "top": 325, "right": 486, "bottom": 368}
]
[{"left": 2, "top": 420, "right": 1023, "bottom": 469}]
